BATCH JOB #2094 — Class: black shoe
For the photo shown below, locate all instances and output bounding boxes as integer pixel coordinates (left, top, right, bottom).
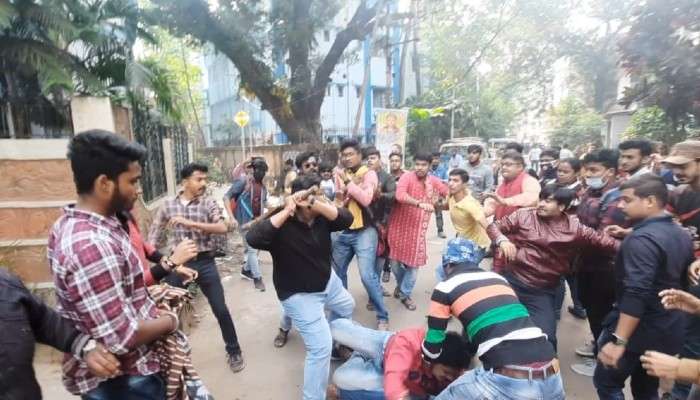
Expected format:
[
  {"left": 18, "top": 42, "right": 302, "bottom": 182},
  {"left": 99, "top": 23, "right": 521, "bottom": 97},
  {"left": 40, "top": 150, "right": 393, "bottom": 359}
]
[
  {"left": 567, "top": 305, "right": 587, "bottom": 320},
  {"left": 227, "top": 352, "right": 245, "bottom": 373},
  {"left": 381, "top": 269, "right": 391, "bottom": 283},
  {"left": 254, "top": 278, "right": 266, "bottom": 292},
  {"left": 240, "top": 269, "right": 254, "bottom": 281},
  {"left": 274, "top": 329, "right": 289, "bottom": 348}
]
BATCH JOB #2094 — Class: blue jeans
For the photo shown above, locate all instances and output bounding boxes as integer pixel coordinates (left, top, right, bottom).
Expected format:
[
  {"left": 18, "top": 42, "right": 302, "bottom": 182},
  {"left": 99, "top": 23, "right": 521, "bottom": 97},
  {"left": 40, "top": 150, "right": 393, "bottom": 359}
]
[
  {"left": 330, "top": 318, "right": 393, "bottom": 399},
  {"left": 434, "top": 366, "right": 565, "bottom": 400},
  {"left": 241, "top": 228, "right": 261, "bottom": 278},
  {"left": 391, "top": 262, "right": 419, "bottom": 299},
  {"left": 672, "top": 286, "right": 700, "bottom": 399},
  {"left": 166, "top": 255, "right": 241, "bottom": 355},
  {"left": 593, "top": 329, "right": 659, "bottom": 400},
  {"left": 281, "top": 271, "right": 355, "bottom": 400},
  {"left": 81, "top": 374, "right": 165, "bottom": 400},
  {"left": 332, "top": 228, "right": 389, "bottom": 321}
]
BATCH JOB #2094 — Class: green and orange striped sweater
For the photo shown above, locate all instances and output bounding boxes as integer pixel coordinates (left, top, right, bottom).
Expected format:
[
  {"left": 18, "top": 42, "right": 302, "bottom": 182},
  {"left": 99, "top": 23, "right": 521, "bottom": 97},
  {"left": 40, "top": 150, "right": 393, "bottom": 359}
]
[{"left": 422, "top": 263, "right": 555, "bottom": 368}]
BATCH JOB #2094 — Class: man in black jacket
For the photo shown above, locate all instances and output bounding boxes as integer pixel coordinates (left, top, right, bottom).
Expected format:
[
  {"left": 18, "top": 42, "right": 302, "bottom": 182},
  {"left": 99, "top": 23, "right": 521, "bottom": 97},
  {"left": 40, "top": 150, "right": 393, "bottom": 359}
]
[
  {"left": 0, "top": 269, "right": 120, "bottom": 400},
  {"left": 246, "top": 174, "right": 355, "bottom": 400},
  {"left": 595, "top": 174, "right": 694, "bottom": 399}
]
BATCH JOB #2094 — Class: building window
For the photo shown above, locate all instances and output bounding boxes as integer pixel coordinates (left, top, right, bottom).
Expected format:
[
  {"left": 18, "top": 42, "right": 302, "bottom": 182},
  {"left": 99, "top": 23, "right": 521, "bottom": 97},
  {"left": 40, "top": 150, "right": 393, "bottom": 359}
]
[
  {"left": 355, "top": 85, "right": 362, "bottom": 98},
  {"left": 337, "top": 84, "right": 344, "bottom": 97},
  {"left": 324, "top": 30, "right": 330, "bottom": 42},
  {"left": 327, "top": 84, "right": 332, "bottom": 96},
  {"left": 372, "top": 88, "right": 386, "bottom": 107}
]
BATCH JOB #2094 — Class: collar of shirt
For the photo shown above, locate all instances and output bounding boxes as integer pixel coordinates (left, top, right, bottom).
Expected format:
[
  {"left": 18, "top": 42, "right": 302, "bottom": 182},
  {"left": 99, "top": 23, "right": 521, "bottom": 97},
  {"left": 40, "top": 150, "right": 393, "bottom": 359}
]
[
  {"left": 633, "top": 214, "right": 673, "bottom": 230},
  {"left": 176, "top": 192, "right": 202, "bottom": 205},
  {"left": 63, "top": 205, "right": 123, "bottom": 232}
]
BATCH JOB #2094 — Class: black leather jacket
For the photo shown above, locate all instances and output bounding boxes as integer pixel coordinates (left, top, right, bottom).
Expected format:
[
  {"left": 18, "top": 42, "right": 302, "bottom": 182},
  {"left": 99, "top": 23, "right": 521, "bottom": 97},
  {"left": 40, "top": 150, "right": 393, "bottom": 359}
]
[{"left": 0, "top": 269, "right": 88, "bottom": 400}]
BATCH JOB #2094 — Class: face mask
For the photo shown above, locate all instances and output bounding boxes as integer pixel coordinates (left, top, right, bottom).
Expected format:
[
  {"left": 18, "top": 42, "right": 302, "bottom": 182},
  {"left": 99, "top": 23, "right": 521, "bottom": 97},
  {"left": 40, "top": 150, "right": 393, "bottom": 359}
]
[{"left": 586, "top": 176, "right": 606, "bottom": 190}]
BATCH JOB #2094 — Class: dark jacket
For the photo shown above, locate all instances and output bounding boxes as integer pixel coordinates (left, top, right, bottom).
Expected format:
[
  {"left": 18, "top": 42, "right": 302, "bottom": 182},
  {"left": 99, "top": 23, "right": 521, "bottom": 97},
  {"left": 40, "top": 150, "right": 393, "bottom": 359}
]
[
  {"left": 370, "top": 169, "right": 397, "bottom": 226},
  {"left": 0, "top": 269, "right": 88, "bottom": 400},
  {"left": 487, "top": 208, "right": 620, "bottom": 288},
  {"left": 611, "top": 215, "right": 694, "bottom": 354}
]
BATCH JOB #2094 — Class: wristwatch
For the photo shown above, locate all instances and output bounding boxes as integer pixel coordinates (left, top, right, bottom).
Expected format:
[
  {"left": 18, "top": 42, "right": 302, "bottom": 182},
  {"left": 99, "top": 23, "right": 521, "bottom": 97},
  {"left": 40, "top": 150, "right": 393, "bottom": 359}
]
[
  {"left": 81, "top": 339, "right": 98, "bottom": 359},
  {"left": 611, "top": 333, "right": 628, "bottom": 347}
]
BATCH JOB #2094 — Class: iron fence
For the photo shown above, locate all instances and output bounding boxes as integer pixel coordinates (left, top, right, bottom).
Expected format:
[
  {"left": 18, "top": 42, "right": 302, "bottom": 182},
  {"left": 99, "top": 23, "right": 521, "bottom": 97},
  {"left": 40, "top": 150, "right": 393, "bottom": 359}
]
[
  {"left": 0, "top": 101, "right": 73, "bottom": 139},
  {"left": 132, "top": 103, "right": 168, "bottom": 203}
]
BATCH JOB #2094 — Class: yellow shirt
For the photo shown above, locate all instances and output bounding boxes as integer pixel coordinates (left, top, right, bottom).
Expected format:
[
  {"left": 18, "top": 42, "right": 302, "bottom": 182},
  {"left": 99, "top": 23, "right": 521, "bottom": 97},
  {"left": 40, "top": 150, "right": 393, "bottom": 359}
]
[{"left": 449, "top": 194, "right": 491, "bottom": 248}]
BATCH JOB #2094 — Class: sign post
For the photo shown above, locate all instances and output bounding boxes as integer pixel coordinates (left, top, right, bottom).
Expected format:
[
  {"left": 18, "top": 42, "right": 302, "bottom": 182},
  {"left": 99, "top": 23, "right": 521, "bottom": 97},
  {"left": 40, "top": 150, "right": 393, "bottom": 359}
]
[{"left": 234, "top": 110, "right": 250, "bottom": 162}]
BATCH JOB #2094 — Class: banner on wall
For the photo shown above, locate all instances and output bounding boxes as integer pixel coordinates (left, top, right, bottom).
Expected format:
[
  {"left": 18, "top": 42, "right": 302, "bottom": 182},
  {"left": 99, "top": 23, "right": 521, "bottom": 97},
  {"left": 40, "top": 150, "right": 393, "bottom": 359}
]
[{"left": 374, "top": 108, "right": 408, "bottom": 162}]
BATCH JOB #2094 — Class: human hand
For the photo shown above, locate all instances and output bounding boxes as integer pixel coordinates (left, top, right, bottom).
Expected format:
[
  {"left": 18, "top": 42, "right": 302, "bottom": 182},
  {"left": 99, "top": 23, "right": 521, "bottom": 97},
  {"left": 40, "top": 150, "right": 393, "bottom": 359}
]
[
  {"left": 640, "top": 351, "right": 680, "bottom": 380},
  {"left": 598, "top": 342, "right": 626, "bottom": 369},
  {"left": 84, "top": 343, "right": 121, "bottom": 378},
  {"left": 419, "top": 203, "right": 435, "bottom": 212},
  {"left": 499, "top": 241, "right": 517, "bottom": 262},
  {"left": 483, "top": 192, "right": 504, "bottom": 204},
  {"left": 659, "top": 288, "right": 700, "bottom": 315},
  {"left": 284, "top": 195, "right": 298, "bottom": 214},
  {"left": 689, "top": 259, "right": 700, "bottom": 285},
  {"left": 604, "top": 225, "right": 631, "bottom": 239},
  {"left": 170, "top": 239, "right": 198, "bottom": 265},
  {"left": 175, "top": 265, "right": 198, "bottom": 284},
  {"left": 169, "top": 216, "right": 193, "bottom": 229}
]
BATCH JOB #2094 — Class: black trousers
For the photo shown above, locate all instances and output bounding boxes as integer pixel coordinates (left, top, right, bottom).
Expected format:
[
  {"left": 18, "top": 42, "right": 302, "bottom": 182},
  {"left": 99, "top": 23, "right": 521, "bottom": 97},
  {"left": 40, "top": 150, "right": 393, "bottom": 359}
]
[
  {"left": 578, "top": 267, "right": 616, "bottom": 353},
  {"left": 508, "top": 276, "right": 559, "bottom": 352},
  {"left": 435, "top": 210, "right": 444, "bottom": 233},
  {"left": 165, "top": 255, "right": 241, "bottom": 355}
]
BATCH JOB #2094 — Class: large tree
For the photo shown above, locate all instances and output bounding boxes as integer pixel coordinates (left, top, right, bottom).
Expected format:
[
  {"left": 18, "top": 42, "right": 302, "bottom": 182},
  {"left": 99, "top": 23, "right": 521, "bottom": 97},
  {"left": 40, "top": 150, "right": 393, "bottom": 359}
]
[
  {"left": 146, "top": 0, "right": 385, "bottom": 144},
  {"left": 618, "top": 0, "right": 700, "bottom": 133}
]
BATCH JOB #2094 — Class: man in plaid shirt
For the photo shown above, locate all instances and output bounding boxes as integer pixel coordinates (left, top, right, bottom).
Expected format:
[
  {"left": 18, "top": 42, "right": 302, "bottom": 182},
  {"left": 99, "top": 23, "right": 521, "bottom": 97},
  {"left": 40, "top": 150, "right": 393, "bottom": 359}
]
[
  {"left": 48, "top": 130, "right": 179, "bottom": 398},
  {"left": 148, "top": 162, "right": 245, "bottom": 372}
]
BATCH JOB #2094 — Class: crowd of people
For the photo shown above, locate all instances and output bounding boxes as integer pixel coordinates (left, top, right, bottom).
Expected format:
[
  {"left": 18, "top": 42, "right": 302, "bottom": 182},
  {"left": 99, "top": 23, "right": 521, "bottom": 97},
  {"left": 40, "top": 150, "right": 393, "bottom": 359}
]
[{"left": 5, "top": 129, "right": 700, "bottom": 400}]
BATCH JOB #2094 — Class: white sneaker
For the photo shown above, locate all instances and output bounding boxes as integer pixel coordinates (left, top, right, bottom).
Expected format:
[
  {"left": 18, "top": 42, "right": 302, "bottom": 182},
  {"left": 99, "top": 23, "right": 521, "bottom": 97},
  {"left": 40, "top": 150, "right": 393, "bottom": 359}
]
[
  {"left": 570, "top": 358, "right": 597, "bottom": 377},
  {"left": 575, "top": 341, "right": 595, "bottom": 358}
]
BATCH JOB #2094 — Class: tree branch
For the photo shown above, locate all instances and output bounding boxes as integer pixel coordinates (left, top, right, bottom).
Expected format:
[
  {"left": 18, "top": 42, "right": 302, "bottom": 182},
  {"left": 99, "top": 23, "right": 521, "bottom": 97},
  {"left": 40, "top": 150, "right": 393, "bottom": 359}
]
[
  {"left": 309, "top": 0, "right": 386, "bottom": 111},
  {"left": 146, "top": 0, "right": 288, "bottom": 116}
]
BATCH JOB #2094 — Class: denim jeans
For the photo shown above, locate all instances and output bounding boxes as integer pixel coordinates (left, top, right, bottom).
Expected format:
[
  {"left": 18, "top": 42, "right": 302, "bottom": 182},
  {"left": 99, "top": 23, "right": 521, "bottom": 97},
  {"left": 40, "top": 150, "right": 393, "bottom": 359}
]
[
  {"left": 241, "top": 228, "right": 261, "bottom": 279},
  {"left": 593, "top": 329, "right": 659, "bottom": 400},
  {"left": 391, "top": 262, "right": 419, "bottom": 299},
  {"left": 673, "top": 286, "right": 700, "bottom": 399},
  {"left": 281, "top": 271, "right": 355, "bottom": 400},
  {"left": 81, "top": 374, "right": 165, "bottom": 400},
  {"left": 330, "top": 318, "right": 393, "bottom": 398},
  {"left": 434, "top": 366, "right": 564, "bottom": 400},
  {"left": 166, "top": 255, "right": 241, "bottom": 355},
  {"left": 332, "top": 227, "right": 389, "bottom": 321},
  {"left": 507, "top": 275, "right": 559, "bottom": 352}
]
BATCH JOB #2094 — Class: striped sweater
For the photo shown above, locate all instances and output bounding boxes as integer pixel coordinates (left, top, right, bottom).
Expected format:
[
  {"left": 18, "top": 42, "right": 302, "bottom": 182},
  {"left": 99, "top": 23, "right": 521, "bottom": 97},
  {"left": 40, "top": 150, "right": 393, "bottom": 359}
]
[{"left": 422, "top": 264, "right": 555, "bottom": 368}]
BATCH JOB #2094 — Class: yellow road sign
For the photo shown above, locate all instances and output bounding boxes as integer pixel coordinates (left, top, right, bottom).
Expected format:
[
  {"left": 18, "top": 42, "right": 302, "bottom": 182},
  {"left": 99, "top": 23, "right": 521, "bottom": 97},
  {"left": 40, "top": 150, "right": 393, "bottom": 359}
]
[{"left": 234, "top": 111, "right": 250, "bottom": 127}]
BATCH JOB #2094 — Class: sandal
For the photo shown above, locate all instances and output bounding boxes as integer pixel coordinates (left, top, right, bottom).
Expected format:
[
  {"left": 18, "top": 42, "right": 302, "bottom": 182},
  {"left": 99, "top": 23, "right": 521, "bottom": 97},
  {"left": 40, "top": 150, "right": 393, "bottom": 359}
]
[
  {"left": 401, "top": 297, "right": 417, "bottom": 311},
  {"left": 273, "top": 328, "right": 289, "bottom": 348}
]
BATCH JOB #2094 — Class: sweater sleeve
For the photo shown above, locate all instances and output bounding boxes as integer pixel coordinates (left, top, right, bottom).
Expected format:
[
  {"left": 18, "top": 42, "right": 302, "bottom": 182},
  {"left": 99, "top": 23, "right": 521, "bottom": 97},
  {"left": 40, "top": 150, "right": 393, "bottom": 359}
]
[
  {"left": 384, "top": 333, "right": 418, "bottom": 400},
  {"left": 422, "top": 288, "right": 451, "bottom": 360}
]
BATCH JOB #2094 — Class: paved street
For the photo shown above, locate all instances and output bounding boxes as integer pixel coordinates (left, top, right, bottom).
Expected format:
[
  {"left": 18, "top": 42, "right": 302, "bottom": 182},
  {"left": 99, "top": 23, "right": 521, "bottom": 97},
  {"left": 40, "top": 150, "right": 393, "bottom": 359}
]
[{"left": 34, "top": 212, "right": 608, "bottom": 399}]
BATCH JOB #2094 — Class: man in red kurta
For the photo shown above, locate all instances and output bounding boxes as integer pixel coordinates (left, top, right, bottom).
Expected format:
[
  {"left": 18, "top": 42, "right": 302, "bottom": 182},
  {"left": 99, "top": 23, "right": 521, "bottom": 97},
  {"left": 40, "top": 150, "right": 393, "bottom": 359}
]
[{"left": 388, "top": 152, "right": 448, "bottom": 310}]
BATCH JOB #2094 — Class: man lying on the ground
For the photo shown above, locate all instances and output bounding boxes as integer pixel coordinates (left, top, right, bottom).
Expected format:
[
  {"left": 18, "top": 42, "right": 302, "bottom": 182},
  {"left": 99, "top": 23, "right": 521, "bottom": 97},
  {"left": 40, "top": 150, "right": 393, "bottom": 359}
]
[
  {"left": 425, "top": 237, "right": 565, "bottom": 400},
  {"left": 327, "top": 318, "right": 471, "bottom": 400}
]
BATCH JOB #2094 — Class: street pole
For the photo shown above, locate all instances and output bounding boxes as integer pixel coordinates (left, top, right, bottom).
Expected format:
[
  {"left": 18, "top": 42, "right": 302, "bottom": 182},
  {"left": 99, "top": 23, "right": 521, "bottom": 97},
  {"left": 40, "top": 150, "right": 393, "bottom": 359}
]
[
  {"left": 241, "top": 124, "right": 246, "bottom": 162},
  {"left": 450, "top": 86, "right": 456, "bottom": 140}
]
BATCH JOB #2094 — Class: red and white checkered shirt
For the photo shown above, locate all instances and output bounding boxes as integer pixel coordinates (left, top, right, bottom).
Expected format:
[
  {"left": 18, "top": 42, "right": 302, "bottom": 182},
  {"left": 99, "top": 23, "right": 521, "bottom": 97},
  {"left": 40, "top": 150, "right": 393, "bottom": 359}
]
[
  {"left": 147, "top": 193, "right": 224, "bottom": 252},
  {"left": 48, "top": 206, "right": 160, "bottom": 395}
]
